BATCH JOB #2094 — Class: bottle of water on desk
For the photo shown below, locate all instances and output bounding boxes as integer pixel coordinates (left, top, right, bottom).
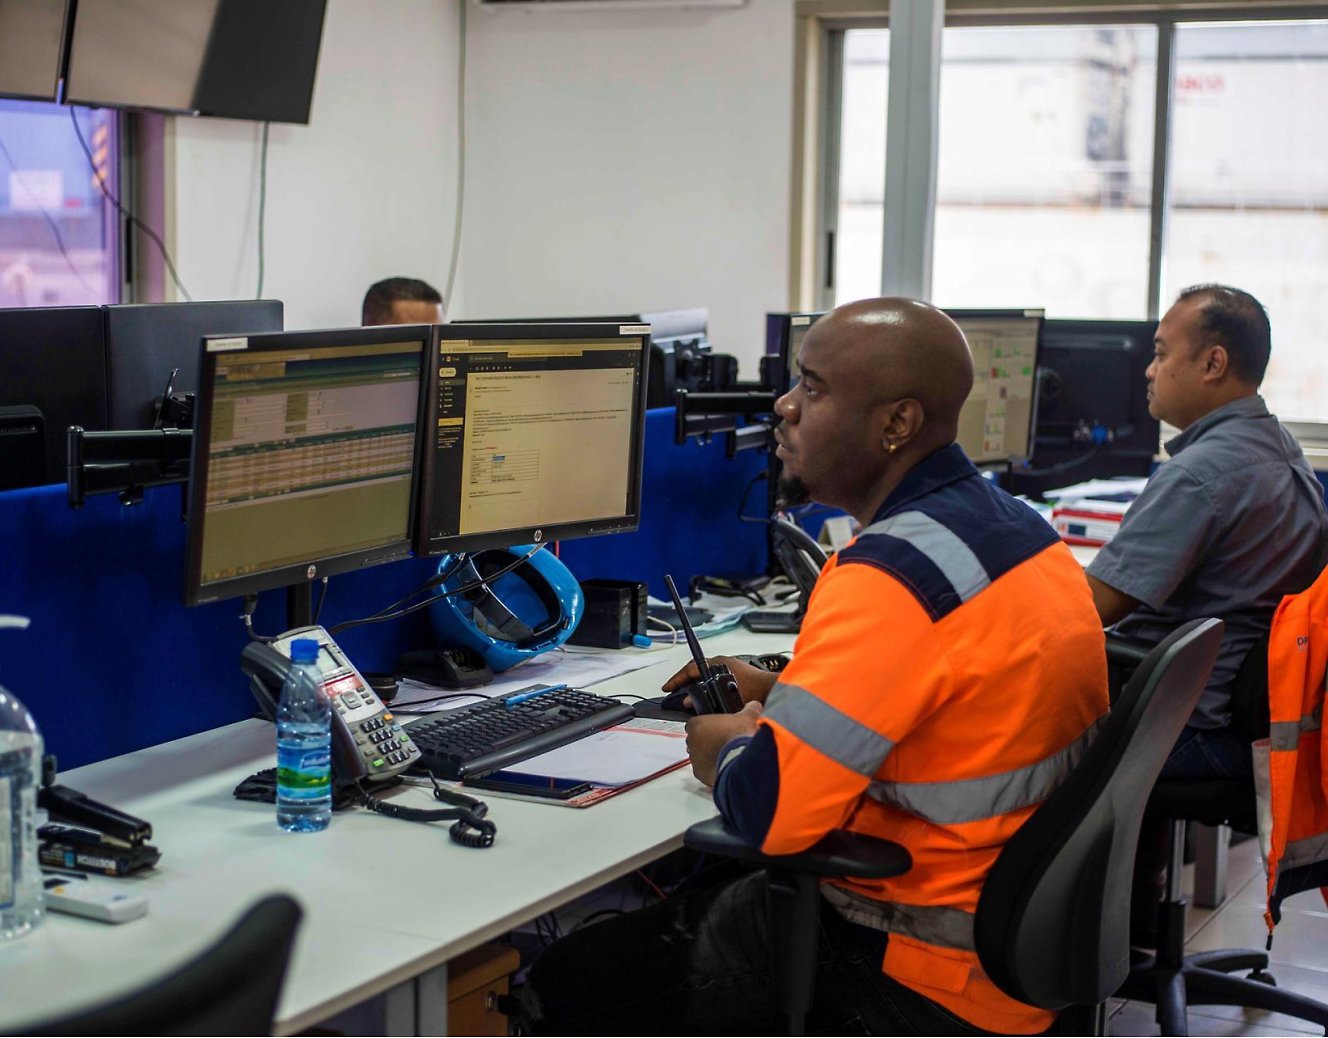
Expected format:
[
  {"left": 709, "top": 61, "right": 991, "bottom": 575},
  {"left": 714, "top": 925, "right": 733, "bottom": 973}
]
[
  {"left": 0, "top": 616, "right": 45, "bottom": 941},
  {"left": 276, "top": 638, "right": 331, "bottom": 833}
]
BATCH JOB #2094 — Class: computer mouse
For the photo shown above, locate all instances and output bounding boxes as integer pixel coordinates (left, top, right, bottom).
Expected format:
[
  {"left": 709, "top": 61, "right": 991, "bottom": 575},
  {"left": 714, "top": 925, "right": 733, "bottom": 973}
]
[{"left": 658, "top": 687, "right": 696, "bottom": 714}]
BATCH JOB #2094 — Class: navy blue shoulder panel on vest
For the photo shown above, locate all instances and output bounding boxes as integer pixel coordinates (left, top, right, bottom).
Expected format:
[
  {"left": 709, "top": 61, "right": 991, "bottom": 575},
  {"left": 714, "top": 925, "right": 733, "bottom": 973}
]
[{"left": 839, "top": 468, "right": 1060, "bottom": 622}]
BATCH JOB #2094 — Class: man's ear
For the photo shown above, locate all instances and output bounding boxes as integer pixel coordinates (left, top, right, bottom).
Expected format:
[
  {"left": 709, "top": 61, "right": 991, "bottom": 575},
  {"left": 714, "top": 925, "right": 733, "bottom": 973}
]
[
  {"left": 882, "top": 398, "right": 926, "bottom": 450},
  {"left": 1201, "top": 344, "right": 1230, "bottom": 382}
]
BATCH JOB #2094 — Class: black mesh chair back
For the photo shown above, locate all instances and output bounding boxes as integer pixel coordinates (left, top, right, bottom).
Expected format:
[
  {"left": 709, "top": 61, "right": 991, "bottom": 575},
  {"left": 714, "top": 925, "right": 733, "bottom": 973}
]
[
  {"left": 975, "top": 618, "right": 1223, "bottom": 1009},
  {"left": 27, "top": 893, "right": 301, "bottom": 1036}
]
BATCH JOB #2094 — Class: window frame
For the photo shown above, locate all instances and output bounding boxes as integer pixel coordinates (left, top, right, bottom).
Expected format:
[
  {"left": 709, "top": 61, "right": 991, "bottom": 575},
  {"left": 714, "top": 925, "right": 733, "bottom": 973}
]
[{"left": 795, "top": 0, "right": 1328, "bottom": 432}]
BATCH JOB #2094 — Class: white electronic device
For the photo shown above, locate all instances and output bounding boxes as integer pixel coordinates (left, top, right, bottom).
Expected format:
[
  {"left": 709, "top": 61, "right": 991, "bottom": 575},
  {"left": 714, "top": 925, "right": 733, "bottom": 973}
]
[{"left": 42, "top": 871, "right": 148, "bottom": 924}]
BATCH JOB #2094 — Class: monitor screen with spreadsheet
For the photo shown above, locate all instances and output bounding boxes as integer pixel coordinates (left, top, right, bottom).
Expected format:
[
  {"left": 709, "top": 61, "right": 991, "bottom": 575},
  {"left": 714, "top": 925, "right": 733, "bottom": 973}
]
[
  {"left": 184, "top": 325, "right": 430, "bottom": 606},
  {"left": 415, "top": 323, "right": 650, "bottom": 557},
  {"left": 945, "top": 309, "right": 1044, "bottom": 465}
]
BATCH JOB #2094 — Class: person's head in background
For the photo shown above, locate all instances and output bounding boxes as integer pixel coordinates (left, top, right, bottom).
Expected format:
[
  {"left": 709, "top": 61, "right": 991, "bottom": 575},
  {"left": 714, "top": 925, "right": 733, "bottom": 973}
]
[
  {"left": 1147, "top": 284, "right": 1269, "bottom": 431},
  {"left": 361, "top": 277, "right": 445, "bottom": 326}
]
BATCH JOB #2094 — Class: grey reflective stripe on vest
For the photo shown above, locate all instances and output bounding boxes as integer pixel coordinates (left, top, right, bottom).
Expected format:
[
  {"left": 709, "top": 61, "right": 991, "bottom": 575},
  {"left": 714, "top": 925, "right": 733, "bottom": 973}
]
[
  {"left": 1270, "top": 704, "right": 1323, "bottom": 752},
  {"left": 859, "top": 510, "right": 990, "bottom": 602},
  {"left": 764, "top": 682, "right": 895, "bottom": 777},
  {"left": 1281, "top": 830, "right": 1328, "bottom": 872},
  {"left": 866, "top": 714, "right": 1108, "bottom": 825},
  {"left": 822, "top": 884, "right": 975, "bottom": 951}
]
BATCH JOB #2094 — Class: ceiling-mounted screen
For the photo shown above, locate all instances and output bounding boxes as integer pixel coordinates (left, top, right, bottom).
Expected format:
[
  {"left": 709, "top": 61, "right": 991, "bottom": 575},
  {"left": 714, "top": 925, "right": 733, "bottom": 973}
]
[
  {"left": 64, "top": 0, "right": 326, "bottom": 124},
  {"left": 0, "top": 0, "right": 69, "bottom": 102}
]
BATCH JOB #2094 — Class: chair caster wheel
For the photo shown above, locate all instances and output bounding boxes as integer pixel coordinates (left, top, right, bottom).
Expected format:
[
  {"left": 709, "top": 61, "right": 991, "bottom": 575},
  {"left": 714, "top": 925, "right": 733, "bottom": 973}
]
[{"left": 1247, "top": 969, "right": 1277, "bottom": 986}]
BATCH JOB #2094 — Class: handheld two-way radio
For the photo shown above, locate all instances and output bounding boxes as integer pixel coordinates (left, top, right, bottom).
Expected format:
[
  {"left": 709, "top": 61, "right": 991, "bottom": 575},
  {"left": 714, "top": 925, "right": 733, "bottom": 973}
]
[{"left": 665, "top": 574, "right": 743, "bottom": 715}]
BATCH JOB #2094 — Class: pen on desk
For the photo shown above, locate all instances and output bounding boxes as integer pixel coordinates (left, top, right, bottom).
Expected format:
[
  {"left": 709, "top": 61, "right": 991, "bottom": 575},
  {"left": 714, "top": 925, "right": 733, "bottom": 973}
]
[{"left": 504, "top": 683, "right": 568, "bottom": 707}]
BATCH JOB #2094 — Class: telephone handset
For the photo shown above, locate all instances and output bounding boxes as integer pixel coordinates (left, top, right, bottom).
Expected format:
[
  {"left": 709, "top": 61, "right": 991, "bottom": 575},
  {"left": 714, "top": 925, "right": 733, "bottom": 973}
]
[{"left": 240, "top": 625, "right": 422, "bottom": 785}]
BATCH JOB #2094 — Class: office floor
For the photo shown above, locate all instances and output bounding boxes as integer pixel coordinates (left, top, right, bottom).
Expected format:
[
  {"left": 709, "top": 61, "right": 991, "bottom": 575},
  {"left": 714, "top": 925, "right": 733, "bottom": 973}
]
[{"left": 1110, "top": 835, "right": 1328, "bottom": 1036}]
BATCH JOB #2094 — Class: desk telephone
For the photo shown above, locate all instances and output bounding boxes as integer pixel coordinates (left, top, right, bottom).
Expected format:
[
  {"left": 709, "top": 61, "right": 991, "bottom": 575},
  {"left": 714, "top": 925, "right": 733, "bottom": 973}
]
[
  {"left": 240, "top": 626, "right": 422, "bottom": 784},
  {"left": 239, "top": 626, "right": 496, "bottom": 847}
]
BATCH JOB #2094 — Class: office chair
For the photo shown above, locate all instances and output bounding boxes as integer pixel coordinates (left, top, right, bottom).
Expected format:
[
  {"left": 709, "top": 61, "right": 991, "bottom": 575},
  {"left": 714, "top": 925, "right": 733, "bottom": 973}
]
[
  {"left": 685, "top": 617, "right": 1223, "bottom": 1036},
  {"left": 1109, "top": 633, "right": 1328, "bottom": 1035},
  {"left": 22, "top": 893, "right": 302, "bottom": 1037}
]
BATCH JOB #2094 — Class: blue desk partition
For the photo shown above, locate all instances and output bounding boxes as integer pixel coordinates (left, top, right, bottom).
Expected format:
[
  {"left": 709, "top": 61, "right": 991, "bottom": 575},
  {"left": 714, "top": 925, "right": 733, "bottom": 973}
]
[
  {"left": 0, "top": 407, "right": 769, "bottom": 769},
  {"left": 558, "top": 408, "right": 769, "bottom": 600}
]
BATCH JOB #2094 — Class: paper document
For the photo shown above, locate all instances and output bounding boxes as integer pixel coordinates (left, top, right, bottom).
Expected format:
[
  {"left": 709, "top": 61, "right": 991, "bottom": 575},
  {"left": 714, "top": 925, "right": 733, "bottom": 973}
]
[
  {"left": 510, "top": 717, "right": 689, "bottom": 787},
  {"left": 1042, "top": 477, "right": 1147, "bottom": 503},
  {"left": 390, "top": 648, "right": 662, "bottom": 713}
]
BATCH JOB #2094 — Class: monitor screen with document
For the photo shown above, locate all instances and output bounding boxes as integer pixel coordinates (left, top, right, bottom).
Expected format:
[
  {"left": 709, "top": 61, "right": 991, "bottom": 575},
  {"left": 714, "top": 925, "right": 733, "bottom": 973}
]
[{"left": 416, "top": 323, "right": 650, "bottom": 557}]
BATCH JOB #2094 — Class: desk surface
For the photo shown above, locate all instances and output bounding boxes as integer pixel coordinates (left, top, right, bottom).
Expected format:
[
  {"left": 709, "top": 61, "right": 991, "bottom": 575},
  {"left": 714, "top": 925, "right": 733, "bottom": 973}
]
[{"left": 0, "top": 629, "right": 791, "bottom": 1035}]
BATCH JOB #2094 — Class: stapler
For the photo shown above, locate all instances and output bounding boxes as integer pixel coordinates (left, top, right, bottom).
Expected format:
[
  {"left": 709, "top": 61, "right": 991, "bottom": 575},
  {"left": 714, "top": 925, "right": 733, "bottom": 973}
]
[{"left": 37, "top": 756, "right": 160, "bottom": 875}]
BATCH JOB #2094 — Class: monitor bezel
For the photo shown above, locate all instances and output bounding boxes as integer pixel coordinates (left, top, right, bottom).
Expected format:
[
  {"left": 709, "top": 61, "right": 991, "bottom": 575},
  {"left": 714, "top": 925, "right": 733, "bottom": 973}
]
[
  {"left": 764, "top": 311, "right": 825, "bottom": 396},
  {"left": 0, "top": 0, "right": 71, "bottom": 103},
  {"left": 415, "top": 321, "right": 652, "bottom": 558},
  {"left": 183, "top": 323, "right": 433, "bottom": 608},
  {"left": 943, "top": 307, "right": 1045, "bottom": 465}
]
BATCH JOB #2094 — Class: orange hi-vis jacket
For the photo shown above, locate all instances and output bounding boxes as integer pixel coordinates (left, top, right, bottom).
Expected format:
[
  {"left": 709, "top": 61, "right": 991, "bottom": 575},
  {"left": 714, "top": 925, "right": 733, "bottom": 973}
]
[
  {"left": 1259, "top": 562, "right": 1328, "bottom": 936},
  {"left": 714, "top": 445, "right": 1109, "bottom": 1034}
]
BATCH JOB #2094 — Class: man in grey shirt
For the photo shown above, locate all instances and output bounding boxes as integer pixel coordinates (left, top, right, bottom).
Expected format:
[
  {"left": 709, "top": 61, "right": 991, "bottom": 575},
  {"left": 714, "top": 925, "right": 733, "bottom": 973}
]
[{"left": 1087, "top": 284, "right": 1328, "bottom": 781}]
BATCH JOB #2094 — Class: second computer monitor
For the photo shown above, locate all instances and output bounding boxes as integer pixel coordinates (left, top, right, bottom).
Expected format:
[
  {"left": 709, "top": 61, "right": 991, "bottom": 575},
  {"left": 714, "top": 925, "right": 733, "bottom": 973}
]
[
  {"left": 946, "top": 309, "right": 1044, "bottom": 465},
  {"left": 184, "top": 325, "right": 430, "bottom": 607},
  {"left": 765, "top": 311, "right": 825, "bottom": 396},
  {"left": 417, "top": 323, "right": 651, "bottom": 557}
]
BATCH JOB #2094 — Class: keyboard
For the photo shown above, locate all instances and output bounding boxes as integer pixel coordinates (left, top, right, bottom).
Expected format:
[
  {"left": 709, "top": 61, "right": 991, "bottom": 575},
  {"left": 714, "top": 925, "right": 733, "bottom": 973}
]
[{"left": 402, "top": 687, "right": 635, "bottom": 780}]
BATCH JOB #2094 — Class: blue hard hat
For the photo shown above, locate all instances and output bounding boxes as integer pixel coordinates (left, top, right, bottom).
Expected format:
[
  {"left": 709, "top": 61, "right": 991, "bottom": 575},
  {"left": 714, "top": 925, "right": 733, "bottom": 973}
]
[{"left": 428, "top": 546, "right": 583, "bottom": 673}]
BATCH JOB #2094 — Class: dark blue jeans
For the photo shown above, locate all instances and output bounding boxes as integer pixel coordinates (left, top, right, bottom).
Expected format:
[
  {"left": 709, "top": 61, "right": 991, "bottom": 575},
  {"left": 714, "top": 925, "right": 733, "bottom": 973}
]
[
  {"left": 1159, "top": 724, "right": 1253, "bottom": 781},
  {"left": 516, "top": 870, "right": 1003, "bottom": 1036}
]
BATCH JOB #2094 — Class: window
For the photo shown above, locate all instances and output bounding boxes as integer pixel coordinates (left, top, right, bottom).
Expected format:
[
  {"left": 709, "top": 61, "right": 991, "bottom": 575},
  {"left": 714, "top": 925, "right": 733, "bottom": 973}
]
[
  {"left": 933, "top": 26, "right": 1156, "bottom": 319},
  {"left": 817, "top": 10, "right": 1328, "bottom": 423},
  {"left": 0, "top": 99, "right": 120, "bottom": 308},
  {"left": 1164, "top": 21, "right": 1328, "bottom": 422}
]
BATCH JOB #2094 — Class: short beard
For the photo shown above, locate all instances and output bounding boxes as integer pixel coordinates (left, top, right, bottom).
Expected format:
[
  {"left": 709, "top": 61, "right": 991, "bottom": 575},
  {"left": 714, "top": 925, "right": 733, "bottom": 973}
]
[{"left": 776, "top": 474, "right": 812, "bottom": 510}]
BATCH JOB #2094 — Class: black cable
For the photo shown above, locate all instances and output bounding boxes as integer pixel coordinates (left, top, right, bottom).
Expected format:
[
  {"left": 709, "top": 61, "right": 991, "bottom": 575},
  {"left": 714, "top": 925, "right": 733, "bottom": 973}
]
[
  {"left": 0, "top": 132, "right": 97, "bottom": 297},
  {"left": 312, "top": 577, "right": 330, "bottom": 626},
  {"left": 327, "top": 545, "right": 546, "bottom": 636},
  {"left": 736, "top": 470, "right": 769, "bottom": 524},
  {"left": 256, "top": 121, "right": 269, "bottom": 298},
  {"left": 571, "top": 908, "right": 625, "bottom": 932},
  {"left": 1011, "top": 443, "right": 1102, "bottom": 480},
  {"left": 69, "top": 107, "right": 193, "bottom": 302}
]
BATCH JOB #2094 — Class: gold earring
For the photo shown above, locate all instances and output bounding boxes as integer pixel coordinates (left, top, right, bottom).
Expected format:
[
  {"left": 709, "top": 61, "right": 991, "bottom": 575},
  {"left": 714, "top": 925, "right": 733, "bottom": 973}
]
[{"left": 886, "top": 442, "right": 897, "bottom": 455}]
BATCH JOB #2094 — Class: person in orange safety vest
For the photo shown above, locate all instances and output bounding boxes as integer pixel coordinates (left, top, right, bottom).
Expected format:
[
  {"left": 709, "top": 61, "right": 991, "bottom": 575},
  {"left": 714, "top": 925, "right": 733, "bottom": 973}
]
[
  {"left": 1260, "top": 561, "right": 1328, "bottom": 938},
  {"left": 517, "top": 298, "right": 1110, "bottom": 1036}
]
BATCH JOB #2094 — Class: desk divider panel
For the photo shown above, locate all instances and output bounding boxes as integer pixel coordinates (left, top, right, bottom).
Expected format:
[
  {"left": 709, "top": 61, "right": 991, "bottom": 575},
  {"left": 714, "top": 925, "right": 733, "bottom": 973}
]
[{"left": 0, "top": 407, "right": 769, "bottom": 769}]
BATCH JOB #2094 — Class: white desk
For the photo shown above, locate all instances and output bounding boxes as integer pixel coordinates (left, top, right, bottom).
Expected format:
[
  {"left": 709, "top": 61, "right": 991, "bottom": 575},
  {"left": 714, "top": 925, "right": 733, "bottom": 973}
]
[{"left": 0, "top": 628, "right": 791, "bottom": 1036}]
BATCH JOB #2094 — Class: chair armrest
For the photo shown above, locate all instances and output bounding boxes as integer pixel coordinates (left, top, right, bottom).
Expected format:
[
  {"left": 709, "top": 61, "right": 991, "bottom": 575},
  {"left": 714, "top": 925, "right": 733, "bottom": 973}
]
[
  {"left": 1105, "top": 634, "right": 1155, "bottom": 668},
  {"left": 684, "top": 816, "right": 911, "bottom": 879}
]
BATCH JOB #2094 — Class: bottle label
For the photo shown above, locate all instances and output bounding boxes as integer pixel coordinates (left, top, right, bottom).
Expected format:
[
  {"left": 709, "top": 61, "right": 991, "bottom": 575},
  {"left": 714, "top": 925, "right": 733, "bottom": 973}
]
[
  {"left": 0, "top": 776, "right": 12, "bottom": 908},
  {"left": 276, "top": 745, "right": 331, "bottom": 799}
]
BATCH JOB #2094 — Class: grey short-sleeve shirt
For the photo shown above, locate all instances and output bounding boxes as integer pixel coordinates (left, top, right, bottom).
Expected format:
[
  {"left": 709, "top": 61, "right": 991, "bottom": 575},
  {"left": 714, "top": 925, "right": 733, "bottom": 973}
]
[{"left": 1088, "top": 395, "right": 1328, "bottom": 729}]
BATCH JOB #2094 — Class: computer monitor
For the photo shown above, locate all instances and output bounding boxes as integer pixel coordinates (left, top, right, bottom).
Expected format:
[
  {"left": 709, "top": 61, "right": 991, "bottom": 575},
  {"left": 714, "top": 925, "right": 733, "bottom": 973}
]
[
  {"left": 416, "top": 322, "right": 650, "bottom": 557},
  {"left": 1015, "top": 318, "right": 1159, "bottom": 493},
  {"left": 0, "top": 0, "right": 69, "bottom": 102},
  {"left": 468, "top": 309, "right": 714, "bottom": 408},
  {"left": 184, "top": 325, "right": 430, "bottom": 607},
  {"left": 105, "top": 300, "right": 283, "bottom": 429},
  {"left": 64, "top": 0, "right": 326, "bottom": 124},
  {"left": 0, "top": 305, "right": 107, "bottom": 489},
  {"left": 946, "top": 309, "right": 1044, "bottom": 465},
  {"left": 765, "top": 311, "right": 824, "bottom": 396}
]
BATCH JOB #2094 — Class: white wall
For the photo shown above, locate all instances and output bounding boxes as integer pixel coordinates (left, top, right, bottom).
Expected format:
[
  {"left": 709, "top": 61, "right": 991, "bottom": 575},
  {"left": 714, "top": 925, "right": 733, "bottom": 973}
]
[
  {"left": 456, "top": 1, "right": 794, "bottom": 368},
  {"left": 165, "top": 0, "right": 795, "bottom": 371},
  {"left": 168, "top": 0, "right": 462, "bottom": 330}
]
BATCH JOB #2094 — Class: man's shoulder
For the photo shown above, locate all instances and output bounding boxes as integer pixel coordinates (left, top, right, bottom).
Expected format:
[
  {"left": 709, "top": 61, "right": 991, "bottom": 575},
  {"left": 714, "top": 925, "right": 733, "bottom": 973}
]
[
  {"left": 1169, "top": 409, "right": 1307, "bottom": 486},
  {"left": 839, "top": 482, "right": 1060, "bottom": 621}
]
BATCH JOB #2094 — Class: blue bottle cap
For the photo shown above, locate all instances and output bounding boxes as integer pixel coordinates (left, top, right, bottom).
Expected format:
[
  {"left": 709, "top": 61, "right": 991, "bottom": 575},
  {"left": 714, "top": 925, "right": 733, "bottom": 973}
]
[{"left": 289, "top": 638, "right": 320, "bottom": 664}]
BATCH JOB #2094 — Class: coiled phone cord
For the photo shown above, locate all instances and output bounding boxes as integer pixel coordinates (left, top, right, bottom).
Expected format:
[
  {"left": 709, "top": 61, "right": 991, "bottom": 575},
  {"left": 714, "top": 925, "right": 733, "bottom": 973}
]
[{"left": 355, "top": 774, "right": 497, "bottom": 849}]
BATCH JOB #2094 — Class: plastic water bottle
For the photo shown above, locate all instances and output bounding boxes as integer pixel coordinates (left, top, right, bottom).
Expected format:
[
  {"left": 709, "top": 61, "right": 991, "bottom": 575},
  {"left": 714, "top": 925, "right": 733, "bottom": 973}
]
[
  {"left": 276, "top": 638, "right": 331, "bottom": 832},
  {"left": 0, "top": 616, "right": 44, "bottom": 941}
]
